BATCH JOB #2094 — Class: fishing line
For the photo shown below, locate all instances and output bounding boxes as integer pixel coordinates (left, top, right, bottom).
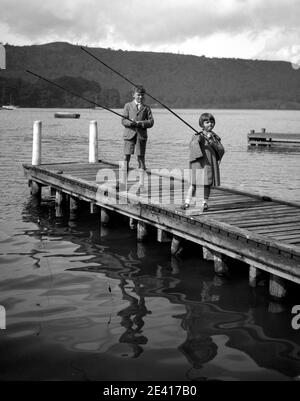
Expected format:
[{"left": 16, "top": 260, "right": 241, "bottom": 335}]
[
  {"left": 81, "top": 46, "right": 199, "bottom": 134},
  {"left": 26, "top": 69, "right": 135, "bottom": 123}
]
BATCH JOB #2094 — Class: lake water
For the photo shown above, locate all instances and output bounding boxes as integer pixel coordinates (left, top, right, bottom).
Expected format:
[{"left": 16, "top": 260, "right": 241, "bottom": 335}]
[{"left": 0, "top": 108, "right": 299, "bottom": 381}]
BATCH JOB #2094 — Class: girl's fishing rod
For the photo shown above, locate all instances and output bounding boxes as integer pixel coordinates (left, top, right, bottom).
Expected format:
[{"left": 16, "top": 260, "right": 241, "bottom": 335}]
[
  {"left": 26, "top": 69, "right": 136, "bottom": 123},
  {"left": 81, "top": 46, "right": 199, "bottom": 134}
]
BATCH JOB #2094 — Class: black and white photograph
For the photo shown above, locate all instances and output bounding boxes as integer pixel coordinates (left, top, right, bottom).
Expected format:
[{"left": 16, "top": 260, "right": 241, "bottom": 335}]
[{"left": 0, "top": 0, "right": 300, "bottom": 387}]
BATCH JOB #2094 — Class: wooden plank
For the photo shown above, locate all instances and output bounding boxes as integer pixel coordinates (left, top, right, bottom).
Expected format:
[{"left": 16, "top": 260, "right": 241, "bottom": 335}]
[
  {"left": 206, "top": 206, "right": 297, "bottom": 220},
  {"left": 218, "top": 212, "right": 300, "bottom": 225},
  {"left": 252, "top": 226, "right": 300, "bottom": 235},
  {"left": 235, "top": 217, "right": 300, "bottom": 228},
  {"left": 216, "top": 185, "right": 299, "bottom": 208},
  {"left": 198, "top": 200, "right": 271, "bottom": 214},
  {"left": 205, "top": 203, "right": 296, "bottom": 215},
  {"left": 267, "top": 232, "right": 300, "bottom": 240}
]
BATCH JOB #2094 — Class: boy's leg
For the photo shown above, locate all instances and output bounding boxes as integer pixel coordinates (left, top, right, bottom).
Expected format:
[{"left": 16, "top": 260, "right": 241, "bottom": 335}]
[
  {"left": 137, "top": 155, "right": 146, "bottom": 170},
  {"left": 124, "top": 138, "right": 136, "bottom": 171},
  {"left": 137, "top": 156, "right": 146, "bottom": 187},
  {"left": 136, "top": 138, "right": 147, "bottom": 188},
  {"left": 124, "top": 154, "right": 131, "bottom": 172}
]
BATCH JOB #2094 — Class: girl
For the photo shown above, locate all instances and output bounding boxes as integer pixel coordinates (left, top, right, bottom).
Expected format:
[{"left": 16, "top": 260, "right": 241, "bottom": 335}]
[{"left": 181, "top": 112, "right": 225, "bottom": 211}]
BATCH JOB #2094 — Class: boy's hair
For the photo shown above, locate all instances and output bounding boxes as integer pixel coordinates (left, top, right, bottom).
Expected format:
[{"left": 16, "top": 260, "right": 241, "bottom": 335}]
[
  {"left": 199, "top": 112, "right": 215, "bottom": 128},
  {"left": 133, "top": 84, "right": 145, "bottom": 94}
]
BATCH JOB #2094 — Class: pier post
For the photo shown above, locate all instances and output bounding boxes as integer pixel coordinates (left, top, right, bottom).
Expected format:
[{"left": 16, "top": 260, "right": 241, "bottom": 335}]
[
  {"left": 202, "top": 246, "right": 214, "bottom": 261},
  {"left": 249, "top": 266, "right": 259, "bottom": 287},
  {"left": 249, "top": 265, "right": 266, "bottom": 287},
  {"left": 157, "top": 228, "right": 170, "bottom": 243},
  {"left": 89, "top": 120, "right": 98, "bottom": 163},
  {"left": 69, "top": 196, "right": 80, "bottom": 221},
  {"left": 100, "top": 208, "right": 110, "bottom": 226},
  {"left": 129, "top": 217, "right": 137, "bottom": 230},
  {"left": 137, "top": 221, "right": 148, "bottom": 242},
  {"left": 213, "top": 252, "right": 229, "bottom": 277},
  {"left": 171, "top": 235, "right": 183, "bottom": 257},
  {"left": 32, "top": 120, "right": 42, "bottom": 166},
  {"left": 269, "top": 274, "right": 287, "bottom": 299},
  {"left": 30, "top": 120, "right": 42, "bottom": 202},
  {"left": 30, "top": 181, "right": 41, "bottom": 201},
  {"left": 55, "top": 190, "right": 63, "bottom": 206},
  {"left": 55, "top": 190, "right": 64, "bottom": 218},
  {"left": 90, "top": 203, "right": 99, "bottom": 214}
]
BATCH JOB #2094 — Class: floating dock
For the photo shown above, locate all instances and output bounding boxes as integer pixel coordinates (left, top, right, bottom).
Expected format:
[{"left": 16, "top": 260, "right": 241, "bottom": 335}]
[
  {"left": 248, "top": 128, "right": 300, "bottom": 147},
  {"left": 23, "top": 120, "right": 300, "bottom": 299},
  {"left": 54, "top": 112, "right": 80, "bottom": 119}
]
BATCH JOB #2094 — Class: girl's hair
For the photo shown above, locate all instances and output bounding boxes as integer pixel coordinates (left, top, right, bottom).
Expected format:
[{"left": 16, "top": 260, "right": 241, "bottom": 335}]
[{"left": 199, "top": 112, "right": 215, "bottom": 128}]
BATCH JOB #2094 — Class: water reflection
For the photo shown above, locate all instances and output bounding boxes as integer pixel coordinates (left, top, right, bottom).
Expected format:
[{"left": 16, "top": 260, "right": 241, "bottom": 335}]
[
  {"left": 9, "top": 199, "right": 300, "bottom": 380},
  {"left": 118, "top": 279, "right": 150, "bottom": 358}
]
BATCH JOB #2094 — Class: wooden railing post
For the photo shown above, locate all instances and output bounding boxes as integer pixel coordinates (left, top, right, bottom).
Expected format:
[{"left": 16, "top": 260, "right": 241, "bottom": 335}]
[
  {"left": 32, "top": 120, "right": 42, "bottom": 166},
  {"left": 89, "top": 120, "right": 98, "bottom": 163}
]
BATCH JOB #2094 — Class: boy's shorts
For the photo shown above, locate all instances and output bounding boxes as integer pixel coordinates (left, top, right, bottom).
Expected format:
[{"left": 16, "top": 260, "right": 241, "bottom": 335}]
[{"left": 124, "top": 136, "right": 147, "bottom": 156}]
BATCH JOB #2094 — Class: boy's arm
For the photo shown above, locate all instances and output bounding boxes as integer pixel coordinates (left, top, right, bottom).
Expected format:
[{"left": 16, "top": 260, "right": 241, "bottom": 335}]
[
  {"left": 136, "top": 106, "right": 154, "bottom": 129},
  {"left": 122, "top": 103, "right": 136, "bottom": 128}
]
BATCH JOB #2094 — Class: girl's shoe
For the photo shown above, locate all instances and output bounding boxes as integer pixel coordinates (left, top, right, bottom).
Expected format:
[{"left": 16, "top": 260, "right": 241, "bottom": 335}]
[
  {"left": 180, "top": 202, "right": 190, "bottom": 210},
  {"left": 202, "top": 201, "right": 208, "bottom": 211}
]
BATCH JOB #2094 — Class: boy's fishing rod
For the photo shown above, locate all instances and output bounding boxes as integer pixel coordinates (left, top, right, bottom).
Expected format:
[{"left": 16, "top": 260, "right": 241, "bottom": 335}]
[
  {"left": 81, "top": 46, "right": 199, "bottom": 134},
  {"left": 26, "top": 69, "right": 136, "bottom": 123}
]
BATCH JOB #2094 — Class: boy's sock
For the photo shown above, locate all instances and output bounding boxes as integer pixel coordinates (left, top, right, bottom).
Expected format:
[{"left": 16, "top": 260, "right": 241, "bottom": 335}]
[
  {"left": 138, "top": 169, "right": 145, "bottom": 187},
  {"left": 185, "top": 196, "right": 196, "bottom": 205}
]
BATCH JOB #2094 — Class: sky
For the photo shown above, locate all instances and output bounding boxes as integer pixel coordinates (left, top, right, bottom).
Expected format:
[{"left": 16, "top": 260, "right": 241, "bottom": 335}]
[{"left": 0, "top": 0, "right": 299, "bottom": 65}]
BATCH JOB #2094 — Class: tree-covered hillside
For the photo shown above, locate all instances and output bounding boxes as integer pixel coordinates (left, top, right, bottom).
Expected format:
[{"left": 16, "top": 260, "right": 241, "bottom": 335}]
[{"left": 1, "top": 42, "right": 300, "bottom": 109}]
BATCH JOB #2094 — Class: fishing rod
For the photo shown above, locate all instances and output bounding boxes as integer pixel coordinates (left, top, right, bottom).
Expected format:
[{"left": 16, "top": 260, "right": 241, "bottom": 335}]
[
  {"left": 26, "top": 69, "right": 136, "bottom": 123},
  {"left": 81, "top": 46, "right": 199, "bottom": 134}
]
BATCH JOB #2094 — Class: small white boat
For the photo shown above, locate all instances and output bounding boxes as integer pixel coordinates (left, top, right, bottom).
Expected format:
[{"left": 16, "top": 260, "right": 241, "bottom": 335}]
[
  {"left": 1, "top": 105, "right": 19, "bottom": 110},
  {"left": 54, "top": 112, "right": 80, "bottom": 119}
]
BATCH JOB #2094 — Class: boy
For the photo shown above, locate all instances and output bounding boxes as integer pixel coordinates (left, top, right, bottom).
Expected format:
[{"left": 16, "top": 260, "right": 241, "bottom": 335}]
[{"left": 121, "top": 85, "right": 154, "bottom": 188}]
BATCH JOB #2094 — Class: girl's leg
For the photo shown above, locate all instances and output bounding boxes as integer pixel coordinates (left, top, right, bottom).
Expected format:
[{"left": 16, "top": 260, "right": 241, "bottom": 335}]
[
  {"left": 204, "top": 185, "right": 210, "bottom": 201},
  {"left": 203, "top": 185, "right": 211, "bottom": 210},
  {"left": 183, "top": 184, "right": 196, "bottom": 206}
]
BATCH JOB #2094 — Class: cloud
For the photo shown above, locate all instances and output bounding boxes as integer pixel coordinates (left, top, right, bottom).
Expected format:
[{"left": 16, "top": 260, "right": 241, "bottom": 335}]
[
  {"left": 0, "top": 0, "right": 299, "bottom": 62},
  {"left": 254, "top": 28, "right": 300, "bottom": 64}
]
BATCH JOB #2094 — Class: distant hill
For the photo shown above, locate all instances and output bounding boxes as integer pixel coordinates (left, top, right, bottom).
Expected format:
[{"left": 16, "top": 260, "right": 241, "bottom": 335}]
[{"left": 1, "top": 41, "right": 300, "bottom": 109}]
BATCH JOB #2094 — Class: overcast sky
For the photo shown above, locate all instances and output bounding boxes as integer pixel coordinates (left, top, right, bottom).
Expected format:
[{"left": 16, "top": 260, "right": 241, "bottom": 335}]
[{"left": 0, "top": 0, "right": 299, "bottom": 64}]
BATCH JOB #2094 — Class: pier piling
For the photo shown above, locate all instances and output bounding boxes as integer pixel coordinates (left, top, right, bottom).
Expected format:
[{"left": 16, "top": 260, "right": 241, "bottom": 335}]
[
  {"left": 32, "top": 120, "right": 42, "bottom": 166},
  {"left": 269, "top": 274, "right": 287, "bottom": 299},
  {"left": 89, "top": 120, "right": 98, "bottom": 163}
]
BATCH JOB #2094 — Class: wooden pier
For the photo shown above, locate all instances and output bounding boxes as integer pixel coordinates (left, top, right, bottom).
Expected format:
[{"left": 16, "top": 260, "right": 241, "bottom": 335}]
[
  {"left": 248, "top": 128, "right": 300, "bottom": 147},
  {"left": 23, "top": 121, "right": 300, "bottom": 299}
]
